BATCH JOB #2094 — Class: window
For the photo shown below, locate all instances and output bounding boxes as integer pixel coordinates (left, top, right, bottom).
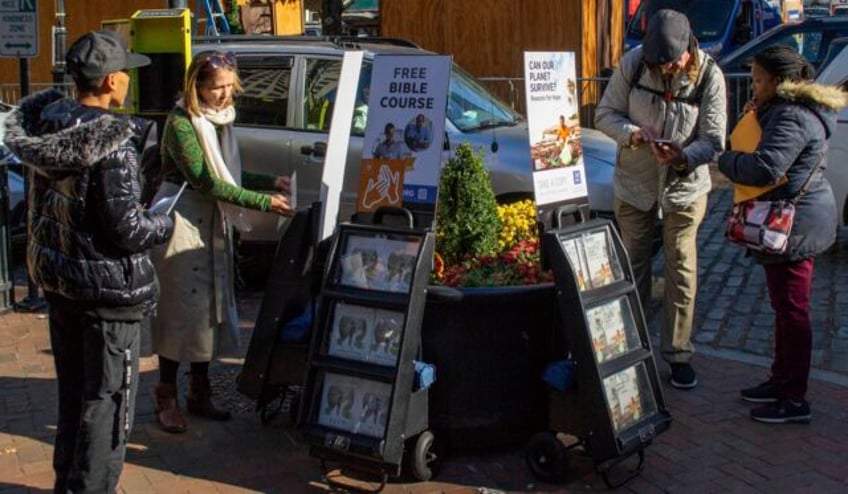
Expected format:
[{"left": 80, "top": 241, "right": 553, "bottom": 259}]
[
  {"left": 352, "top": 63, "right": 372, "bottom": 135},
  {"left": 235, "top": 56, "right": 293, "bottom": 127},
  {"left": 303, "top": 58, "right": 343, "bottom": 131}
]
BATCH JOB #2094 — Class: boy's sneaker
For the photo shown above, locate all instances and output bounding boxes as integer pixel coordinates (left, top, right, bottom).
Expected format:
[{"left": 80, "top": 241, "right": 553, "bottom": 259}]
[
  {"left": 750, "top": 399, "right": 811, "bottom": 424},
  {"left": 670, "top": 363, "right": 697, "bottom": 389},
  {"left": 740, "top": 380, "right": 779, "bottom": 403}
]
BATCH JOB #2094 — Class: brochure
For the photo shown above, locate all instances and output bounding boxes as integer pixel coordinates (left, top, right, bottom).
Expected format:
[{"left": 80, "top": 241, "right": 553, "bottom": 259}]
[
  {"left": 326, "top": 302, "right": 404, "bottom": 367},
  {"left": 148, "top": 181, "right": 187, "bottom": 215},
  {"left": 317, "top": 372, "right": 392, "bottom": 439},
  {"left": 602, "top": 363, "right": 658, "bottom": 434},
  {"left": 582, "top": 230, "right": 620, "bottom": 288},
  {"left": 560, "top": 236, "right": 589, "bottom": 291},
  {"left": 337, "top": 232, "right": 421, "bottom": 293},
  {"left": 586, "top": 297, "right": 639, "bottom": 364}
]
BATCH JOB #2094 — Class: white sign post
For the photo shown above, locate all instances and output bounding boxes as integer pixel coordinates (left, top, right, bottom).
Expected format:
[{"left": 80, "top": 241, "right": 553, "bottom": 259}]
[
  {"left": 0, "top": 0, "right": 38, "bottom": 58},
  {"left": 523, "top": 51, "right": 588, "bottom": 208},
  {"left": 319, "top": 50, "right": 364, "bottom": 241}
]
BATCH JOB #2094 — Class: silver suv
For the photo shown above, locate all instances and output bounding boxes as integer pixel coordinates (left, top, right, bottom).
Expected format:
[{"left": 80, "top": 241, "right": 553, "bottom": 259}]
[{"left": 192, "top": 37, "right": 616, "bottom": 245}]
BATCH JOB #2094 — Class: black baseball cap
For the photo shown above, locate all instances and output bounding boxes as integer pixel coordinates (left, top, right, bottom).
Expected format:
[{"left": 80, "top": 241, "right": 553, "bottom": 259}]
[
  {"left": 65, "top": 30, "right": 151, "bottom": 79},
  {"left": 642, "top": 9, "right": 692, "bottom": 66}
]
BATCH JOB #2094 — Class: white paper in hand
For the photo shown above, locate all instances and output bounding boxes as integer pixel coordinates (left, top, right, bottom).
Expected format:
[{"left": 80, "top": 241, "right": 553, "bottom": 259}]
[{"left": 149, "top": 182, "right": 187, "bottom": 215}]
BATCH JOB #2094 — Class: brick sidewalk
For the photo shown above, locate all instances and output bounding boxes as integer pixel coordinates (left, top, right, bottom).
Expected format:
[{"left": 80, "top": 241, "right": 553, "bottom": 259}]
[{"left": 2, "top": 284, "right": 848, "bottom": 493}]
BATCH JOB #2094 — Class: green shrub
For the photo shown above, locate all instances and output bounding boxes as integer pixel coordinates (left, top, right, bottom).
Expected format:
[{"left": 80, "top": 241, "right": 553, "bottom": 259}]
[{"left": 436, "top": 143, "right": 502, "bottom": 264}]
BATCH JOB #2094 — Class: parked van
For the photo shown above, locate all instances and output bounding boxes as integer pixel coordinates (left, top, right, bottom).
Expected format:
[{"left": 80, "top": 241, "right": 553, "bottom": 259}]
[
  {"left": 625, "top": 0, "right": 797, "bottom": 58},
  {"left": 190, "top": 36, "right": 617, "bottom": 252}
]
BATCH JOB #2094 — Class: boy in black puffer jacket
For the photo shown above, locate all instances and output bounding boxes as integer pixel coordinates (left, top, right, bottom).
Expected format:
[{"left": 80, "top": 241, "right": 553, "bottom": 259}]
[{"left": 3, "top": 31, "right": 174, "bottom": 493}]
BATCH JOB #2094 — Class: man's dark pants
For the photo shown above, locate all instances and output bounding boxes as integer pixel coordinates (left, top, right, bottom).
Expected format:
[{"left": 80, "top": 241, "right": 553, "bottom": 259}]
[{"left": 48, "top": 300, "right": 140, "bottom": 493}]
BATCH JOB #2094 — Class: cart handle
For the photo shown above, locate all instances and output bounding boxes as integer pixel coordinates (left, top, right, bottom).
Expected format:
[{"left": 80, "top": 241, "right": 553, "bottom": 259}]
[
  {"left": 551, "top": 204, "right": 584, "bottom": 229},
  {"left": 373, "top": 206, "right": 415, "bottom": 228}
]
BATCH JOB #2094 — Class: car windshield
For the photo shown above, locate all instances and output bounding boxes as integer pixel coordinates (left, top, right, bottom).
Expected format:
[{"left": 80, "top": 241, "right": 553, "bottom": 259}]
[
  {"left": 627, "top": 0, "right": 736, "bottom": 43},
  {"left": 448, "top": 65, "right": 521, "bottom": 132}
]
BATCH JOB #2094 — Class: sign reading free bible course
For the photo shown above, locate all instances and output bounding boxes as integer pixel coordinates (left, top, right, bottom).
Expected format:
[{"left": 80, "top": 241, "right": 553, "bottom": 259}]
[
  {"left": 523, "top": 52, "right": 589, "bottom": 208},
  {"left": 356, "top": 55, "right": 451, "bottom": 215}
]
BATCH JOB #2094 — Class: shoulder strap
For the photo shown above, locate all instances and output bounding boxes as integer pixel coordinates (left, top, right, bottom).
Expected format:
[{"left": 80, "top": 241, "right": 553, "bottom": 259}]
[
  {"left": 629, "top": 58, "right": 648, "bottom": 94},
  {"left": 791, "top": 151, "right": 825, "bottom": 205},
  {"left": 629, "top": 56, "right": 715, "bottom": 106},
  {"left": 690, "top": 57, "right": 716, "bottom": 106}
]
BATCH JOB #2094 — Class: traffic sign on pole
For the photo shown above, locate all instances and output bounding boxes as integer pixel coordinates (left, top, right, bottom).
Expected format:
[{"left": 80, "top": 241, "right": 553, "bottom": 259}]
[{"left": 0, "top": 0, "right": 38, "bottom": 58}]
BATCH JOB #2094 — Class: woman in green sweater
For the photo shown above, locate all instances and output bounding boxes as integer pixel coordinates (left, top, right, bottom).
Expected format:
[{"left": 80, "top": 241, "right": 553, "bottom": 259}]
[{"left": 150, "top": 51, "right": 294, "bottom": 433}]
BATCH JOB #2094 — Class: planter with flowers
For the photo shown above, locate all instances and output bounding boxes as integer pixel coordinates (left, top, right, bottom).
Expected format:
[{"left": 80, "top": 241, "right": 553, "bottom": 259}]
[{"left": 421, "top": 143, "right": 557, "bottom": 450}]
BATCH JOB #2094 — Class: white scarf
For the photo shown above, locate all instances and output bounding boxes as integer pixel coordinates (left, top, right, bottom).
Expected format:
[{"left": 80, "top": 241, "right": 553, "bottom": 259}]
[{"left": 181, "top": 101, "right": 252, "bottom": 232}]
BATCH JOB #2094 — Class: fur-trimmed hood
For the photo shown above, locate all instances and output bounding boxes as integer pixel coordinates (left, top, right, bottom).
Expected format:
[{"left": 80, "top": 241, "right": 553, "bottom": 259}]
[
  {"left": 777, "top": 80, "right": 848, "bottom": 111},
  {"left": 773, "top": 81, "right": 848, "bottom": 139},
  {"left": 2, "top": 89, "right": 135, "bottom": 177}
]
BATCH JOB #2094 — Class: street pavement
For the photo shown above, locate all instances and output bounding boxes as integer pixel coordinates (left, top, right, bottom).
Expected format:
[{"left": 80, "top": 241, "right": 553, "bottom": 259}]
[{"left": 2, "top": 182, "right": 848, "bottom": 493}]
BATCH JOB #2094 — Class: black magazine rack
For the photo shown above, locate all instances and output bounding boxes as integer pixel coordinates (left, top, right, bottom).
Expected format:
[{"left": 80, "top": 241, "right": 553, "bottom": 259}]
[
  {"left": 528, "top": 218, "right": 671, "bottom": 488},
  {"left": 297, "top": 222, "right": 436, "bottom": 490}
]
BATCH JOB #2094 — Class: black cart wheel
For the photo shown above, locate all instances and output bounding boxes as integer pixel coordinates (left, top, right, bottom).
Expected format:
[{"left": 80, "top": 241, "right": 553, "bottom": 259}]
[
  {"left": 525, "top": 432, "right": 569, "bottom": 483},
  {"left": 409, "top": 431, "right": 438, "bottom": 481}
]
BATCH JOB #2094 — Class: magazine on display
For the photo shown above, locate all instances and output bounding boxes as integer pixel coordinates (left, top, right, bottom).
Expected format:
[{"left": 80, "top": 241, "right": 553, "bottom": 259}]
[
  {"left": 317, "top": 372, "right": 393, "bottom": 439},
  {"left": 582, "top": 229, "right": 620, "bottom": 288},
  {"left": 561, "top": 237, "right": 589, "bottom": 291},
  {"left": 336, "top": 232, "right": 422, "bottom": 294},
  {"left": 586, "top": 297, "right": 640, "bottom": 364},
  {"left": 327, "top": 302, "right": 405, "bottom": 367},
  {"left": 602, "top": 364, "right": 658, "bottom": 434}
]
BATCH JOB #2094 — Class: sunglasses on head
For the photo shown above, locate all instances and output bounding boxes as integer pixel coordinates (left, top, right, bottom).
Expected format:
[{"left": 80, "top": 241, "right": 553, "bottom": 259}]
[{"left": 199, "top": 51, "right": 236, "bottom": 69}]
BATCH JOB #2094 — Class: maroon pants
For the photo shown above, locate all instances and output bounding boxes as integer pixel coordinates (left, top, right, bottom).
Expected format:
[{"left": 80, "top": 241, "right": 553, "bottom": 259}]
[{"left": 763, "top": 258, "right": 814, "bottom": 402}]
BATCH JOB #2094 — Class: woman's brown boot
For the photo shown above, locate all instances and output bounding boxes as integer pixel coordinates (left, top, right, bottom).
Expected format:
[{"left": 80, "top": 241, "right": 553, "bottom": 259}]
[
  {"left": 187, "top": 374, "right": 232, "bottom": 421},
  {"left": 155, "top": 383, "right": 188, "bottom": 433}
]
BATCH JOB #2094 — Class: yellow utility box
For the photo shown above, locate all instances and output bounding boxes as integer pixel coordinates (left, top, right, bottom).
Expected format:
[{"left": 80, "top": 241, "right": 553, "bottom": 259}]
[{"left": 129, "top": 8, "right": 192, "bottom": 117}]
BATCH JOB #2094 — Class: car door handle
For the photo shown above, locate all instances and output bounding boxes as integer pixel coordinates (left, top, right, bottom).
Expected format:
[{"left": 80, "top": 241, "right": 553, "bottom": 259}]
[{"left": 300, "top": 142, "right": 327, "bottom": 158}]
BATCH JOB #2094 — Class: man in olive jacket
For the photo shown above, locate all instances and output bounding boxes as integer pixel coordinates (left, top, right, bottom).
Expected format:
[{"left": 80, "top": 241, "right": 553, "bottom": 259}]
[
  {"left": 3, "top": 31, "right": 174, "bottom": 492},
  {"left": 595, "top": 10, "right": 726, "bottom": 389}
]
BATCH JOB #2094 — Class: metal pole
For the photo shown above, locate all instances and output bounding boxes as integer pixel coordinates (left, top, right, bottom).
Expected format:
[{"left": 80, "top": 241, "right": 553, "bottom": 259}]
[
  {"left": 168, "top": 0, "right": 187, "bottom": 8},
  {"left": 52, "top": 0, "right": 67, "bottom": 93},
  {"left": 14, "top": 58, "right": 45, "bottom": 312},
  {"left": 0, "top": 161, "right": 12, "bottom": 313}
]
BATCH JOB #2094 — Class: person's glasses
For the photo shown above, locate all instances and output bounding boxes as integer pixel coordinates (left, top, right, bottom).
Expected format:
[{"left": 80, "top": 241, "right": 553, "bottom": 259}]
[{"left": 201, "top": 52, "right": 237, "bottom": 69}]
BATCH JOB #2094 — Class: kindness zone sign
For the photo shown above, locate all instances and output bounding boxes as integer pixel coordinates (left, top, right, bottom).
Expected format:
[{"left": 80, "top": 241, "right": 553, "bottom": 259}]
[
  {"left": 357, "top": 55, "right": 451, "bottom": 214},
  {"left": 523, "top": 52, "right": 588, "bottom": 208}
]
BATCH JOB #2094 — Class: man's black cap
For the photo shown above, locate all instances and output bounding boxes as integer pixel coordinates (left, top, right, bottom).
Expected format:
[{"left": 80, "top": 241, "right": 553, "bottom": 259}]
[
  {"left": 642, "top": 9, "right": 692, "bottom": 66},
  {"left": 65, "top": 31, "right": 151, "bottom": 79}
]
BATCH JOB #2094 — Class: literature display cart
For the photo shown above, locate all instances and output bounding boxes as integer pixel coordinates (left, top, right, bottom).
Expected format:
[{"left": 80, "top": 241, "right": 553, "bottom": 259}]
[
  {"left": 237, "top": 206, "right": 321, "bottom": 424},
  {"left": 297, "top": 222, "right": 437, "bottom": 489},
  {"left": 528, "top": 219, "right": 671, "bottom": 487}
]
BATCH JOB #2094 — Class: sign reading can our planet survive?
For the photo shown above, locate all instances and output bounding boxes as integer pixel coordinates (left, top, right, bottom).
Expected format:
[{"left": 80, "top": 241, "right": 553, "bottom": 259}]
[{"left": 523, "top": 51, "right": 588, "bottom": 208}]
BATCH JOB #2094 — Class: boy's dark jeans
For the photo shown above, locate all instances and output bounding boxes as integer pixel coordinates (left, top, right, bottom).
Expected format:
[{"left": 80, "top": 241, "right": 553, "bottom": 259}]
[{"left": 48, "top": 302, "right": 140, "bottom": 494}]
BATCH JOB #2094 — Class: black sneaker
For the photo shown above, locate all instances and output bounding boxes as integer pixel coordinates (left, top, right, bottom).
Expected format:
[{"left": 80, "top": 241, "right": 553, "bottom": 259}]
[
  {"left": 670, "top": 363, "right": 697, "bottom": 389},
  {"left": 740, "top": 380, "right": 779, "bottom": 403},
  {"left": 750, "top": 399, "right": 811, "bottom": 424}
]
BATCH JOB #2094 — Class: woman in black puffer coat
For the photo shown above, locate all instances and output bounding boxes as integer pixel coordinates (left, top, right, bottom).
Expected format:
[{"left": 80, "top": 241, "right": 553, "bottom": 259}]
[{"left": 718, "top": 45, "right": 847, "bottom": 424}]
